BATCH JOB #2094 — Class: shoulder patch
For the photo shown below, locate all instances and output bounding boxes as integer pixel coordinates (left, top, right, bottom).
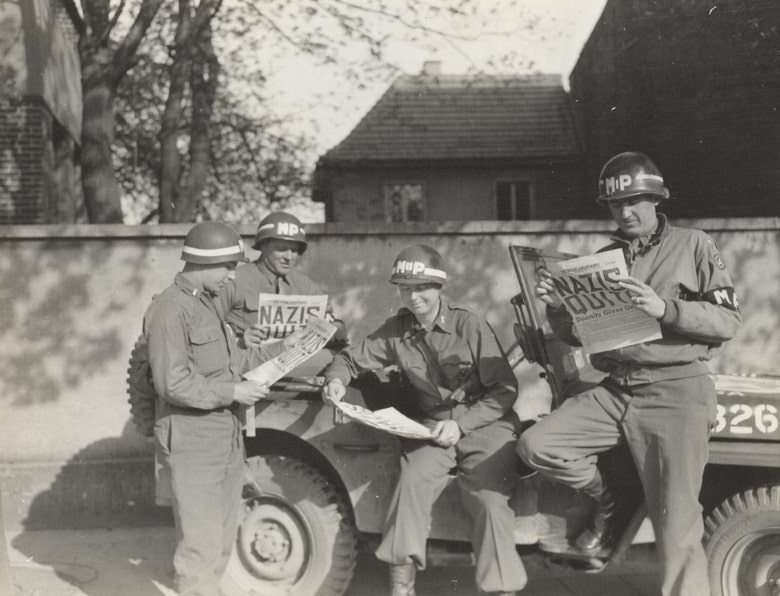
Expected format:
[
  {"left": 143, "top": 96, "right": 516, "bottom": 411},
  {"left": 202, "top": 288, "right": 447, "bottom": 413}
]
[{"left": 713, "top": 252, "right": 726, "bottom": 270}]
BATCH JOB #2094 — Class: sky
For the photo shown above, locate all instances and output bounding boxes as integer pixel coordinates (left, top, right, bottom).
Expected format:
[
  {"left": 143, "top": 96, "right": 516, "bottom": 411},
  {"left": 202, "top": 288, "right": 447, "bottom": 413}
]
[{"left": 255, "top": 1, "right": 607, "bottom": 155}]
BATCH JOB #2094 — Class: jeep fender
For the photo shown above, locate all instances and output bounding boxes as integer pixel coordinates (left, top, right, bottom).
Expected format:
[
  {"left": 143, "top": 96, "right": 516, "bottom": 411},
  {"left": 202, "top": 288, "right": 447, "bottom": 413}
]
[{"left": 249, "top": 398, "right": 400, "bottom": 535}]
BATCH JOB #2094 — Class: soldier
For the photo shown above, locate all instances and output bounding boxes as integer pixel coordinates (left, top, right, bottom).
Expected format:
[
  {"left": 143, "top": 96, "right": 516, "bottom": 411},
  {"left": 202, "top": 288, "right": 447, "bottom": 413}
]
[
  {"left": 518, "top": 152, "right": 742, "bottom": 596},
  {"left": 215, "top": 211, "right": 346, "bottom": 349},
  {"left": 321, "top": 245, "right": 527, "bottom": 596},
  {"left": 144, "top": 222, "right": 295, "bottom": 596}
]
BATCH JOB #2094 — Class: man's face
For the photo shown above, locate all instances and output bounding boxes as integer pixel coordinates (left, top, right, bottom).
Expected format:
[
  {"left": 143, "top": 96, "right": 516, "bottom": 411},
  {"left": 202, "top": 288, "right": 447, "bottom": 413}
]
[
  {"left": 398, "top": 282, "right": 442, "bottom": 319},
  {"left": 202, "top": 263, "right": 236, "bottom": 294},
  {"left": 260, "top": 239, "right": 302, "bottom": 276},
  {"left": 607, "top": 195, "right": 659, "bottom": 237}
]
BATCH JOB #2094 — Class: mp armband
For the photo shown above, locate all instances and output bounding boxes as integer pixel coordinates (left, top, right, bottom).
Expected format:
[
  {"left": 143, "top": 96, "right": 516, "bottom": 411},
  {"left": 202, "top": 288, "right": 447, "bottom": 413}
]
[{"left": 702, "top": 287, "right": 739, "bottom": 311}]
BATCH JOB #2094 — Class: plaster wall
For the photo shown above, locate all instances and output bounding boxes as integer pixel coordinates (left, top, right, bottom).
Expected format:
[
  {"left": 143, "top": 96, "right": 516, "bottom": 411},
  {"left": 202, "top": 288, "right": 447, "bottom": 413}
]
[{"left": 1, "top": 220, "right": 777, "bottom": 528}]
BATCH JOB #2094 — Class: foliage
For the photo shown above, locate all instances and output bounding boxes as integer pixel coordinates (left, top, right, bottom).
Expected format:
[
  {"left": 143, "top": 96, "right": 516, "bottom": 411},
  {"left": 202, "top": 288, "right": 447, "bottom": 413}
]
[{"left": 111, "top": 0, "right": 544, "bottom": 223}]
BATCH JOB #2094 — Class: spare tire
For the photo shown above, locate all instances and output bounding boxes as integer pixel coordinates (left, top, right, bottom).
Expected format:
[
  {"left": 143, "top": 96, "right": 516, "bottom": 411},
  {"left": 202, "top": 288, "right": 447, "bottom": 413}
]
[{"left": 126, "top": 334, "right": 156, "bottom": 437}]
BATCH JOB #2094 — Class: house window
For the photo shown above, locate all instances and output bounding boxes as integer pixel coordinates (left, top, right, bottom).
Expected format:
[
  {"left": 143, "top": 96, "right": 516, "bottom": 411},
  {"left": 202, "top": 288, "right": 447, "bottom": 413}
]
[
  {"left": 383, "top": 182, "right": 426, "bottom": 222},
  {"left": 496, "top": 180, "right": 533, "bottom": 220}
]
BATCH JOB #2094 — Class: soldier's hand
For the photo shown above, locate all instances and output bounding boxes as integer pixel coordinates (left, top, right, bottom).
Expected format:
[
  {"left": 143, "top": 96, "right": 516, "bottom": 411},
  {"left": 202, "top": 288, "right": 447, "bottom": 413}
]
[
  {"left": 233, "top": 380, "right": 270, "bottom": 405},
  {"left": 281, "top": 327, "right": 308, "bottom": 350},
  {"left": 431, "top": 420, "right": 462, "bottom": 448},
  {"left": 322, "top": 378, "right": 346, "bottom": 406},
  {"left": 243, "top": 327, "right": 264, "bottom": 349},
  {"left": 618, "top": 277, "right": 666, "bottom": 319},
  {"left": 535, "top": 268, "right": 564, "bottom": 309}
]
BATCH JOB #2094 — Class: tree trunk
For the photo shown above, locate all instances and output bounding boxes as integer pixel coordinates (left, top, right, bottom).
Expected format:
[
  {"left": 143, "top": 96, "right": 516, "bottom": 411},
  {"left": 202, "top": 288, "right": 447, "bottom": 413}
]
[
  {"left": 80, "top": 70, "right": 124, "bottom": 223},
  {"left": 159, "top": 0, "right": 193, "bottom": 223},
  {"left": 175, "top": 19, "right": 219, "bottom": 222},
  {"left": 159, "top": 0, "right": 221, "bottom": 223},
  {"left": 79, "top": 0, "right": 163, "bottom": 223}
]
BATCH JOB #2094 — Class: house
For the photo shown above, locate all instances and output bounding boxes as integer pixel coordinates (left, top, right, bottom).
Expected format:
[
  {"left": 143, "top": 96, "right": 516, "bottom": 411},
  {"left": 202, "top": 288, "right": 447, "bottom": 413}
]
[
  {"left": 569, "top": 0, "right": 780, "bottom": 218},
  {"left": 0, "top": 0, "right": 83, "bottom": 223},
  {"left": 313, "top": 64, "right": 589, "bottom": 223}
]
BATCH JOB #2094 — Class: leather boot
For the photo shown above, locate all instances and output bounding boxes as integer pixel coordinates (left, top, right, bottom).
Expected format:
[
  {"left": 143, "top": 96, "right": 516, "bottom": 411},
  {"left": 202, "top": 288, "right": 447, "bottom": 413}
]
[
  {"left": 575, "top": 470, "right": 617, "bottom": 553},
  {"left": 388, "top": 563, "right": 416, "bottom": 596}
]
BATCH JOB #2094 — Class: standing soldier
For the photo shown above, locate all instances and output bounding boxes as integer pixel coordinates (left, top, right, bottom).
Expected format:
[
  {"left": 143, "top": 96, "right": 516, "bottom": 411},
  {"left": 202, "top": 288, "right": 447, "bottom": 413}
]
[
  {"left": 518, "top": 152, "right": 742, "bottom": 596},
  {"left": 144, "top": 222, "right": 293, "bottom": 596},
  {"left": 215, "top": 211, "right": 346, "bottom": 350},
  {"left": 321, "top": 245, "right": 527, "bottom": 596}
]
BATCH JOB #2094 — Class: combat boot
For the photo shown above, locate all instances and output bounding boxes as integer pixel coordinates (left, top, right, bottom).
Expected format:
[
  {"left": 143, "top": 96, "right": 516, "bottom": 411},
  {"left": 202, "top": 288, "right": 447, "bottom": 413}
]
[
  {"left": 575, "top": 470, "right": 617, "bottom": 553},
  {"left": 388, "top": 563, "right": 416, "bottom": 596}
]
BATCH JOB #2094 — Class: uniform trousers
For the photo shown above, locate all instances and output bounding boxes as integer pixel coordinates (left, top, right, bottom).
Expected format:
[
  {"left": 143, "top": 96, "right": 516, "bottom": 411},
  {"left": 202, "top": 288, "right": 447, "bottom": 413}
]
[
  {"left": 517, "top": 374, "right": 716, "bottom": 596},
  {"left": 156, "top": 411, "right": 245, "bottom": 596},
  {"left": 376, "top": 418, "right": 528, "bottom": 593}
]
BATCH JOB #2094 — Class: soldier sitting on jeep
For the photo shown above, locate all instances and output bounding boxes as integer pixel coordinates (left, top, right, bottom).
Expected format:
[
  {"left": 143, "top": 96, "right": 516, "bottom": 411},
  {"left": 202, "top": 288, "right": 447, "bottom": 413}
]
[{"left": 321, "top": 244, "right": 528, "bottom": 596}]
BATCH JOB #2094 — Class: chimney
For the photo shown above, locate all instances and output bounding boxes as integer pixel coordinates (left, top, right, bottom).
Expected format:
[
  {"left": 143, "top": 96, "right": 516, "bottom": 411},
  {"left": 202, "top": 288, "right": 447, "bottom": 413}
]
[{"left": 421, "top": 61, "right": 441, "bottom": 76}]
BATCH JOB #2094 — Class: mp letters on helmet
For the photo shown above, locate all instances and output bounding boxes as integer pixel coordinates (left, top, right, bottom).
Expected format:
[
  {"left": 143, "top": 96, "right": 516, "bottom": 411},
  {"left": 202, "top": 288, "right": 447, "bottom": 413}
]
[
  {"left": 393, "top": 259, "right": 447, "bottom": 281},
  {"left": 258, "top": 221, "right": 304, "bottom": 238},
  {"left": 601, "top": 172, "right": 664, "bottom": 198}
]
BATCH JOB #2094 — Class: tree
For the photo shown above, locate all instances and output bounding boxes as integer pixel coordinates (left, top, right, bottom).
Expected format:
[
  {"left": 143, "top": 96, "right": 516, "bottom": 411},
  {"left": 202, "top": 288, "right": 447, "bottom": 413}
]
[
  {"left": 113, "top": 0, "right": 543, "bottom": 223},
  {"left": 79, "top": 0, "right": 164, "bottom": 222},
  {"left": 114, "top": 2, "right": 315, "bottom": 224}
]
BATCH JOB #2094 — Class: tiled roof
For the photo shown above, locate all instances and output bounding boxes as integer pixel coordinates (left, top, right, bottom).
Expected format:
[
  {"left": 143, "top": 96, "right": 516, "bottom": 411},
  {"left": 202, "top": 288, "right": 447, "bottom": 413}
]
[{"left": 321, "top": 73, "right": 581, "bottom": 162}]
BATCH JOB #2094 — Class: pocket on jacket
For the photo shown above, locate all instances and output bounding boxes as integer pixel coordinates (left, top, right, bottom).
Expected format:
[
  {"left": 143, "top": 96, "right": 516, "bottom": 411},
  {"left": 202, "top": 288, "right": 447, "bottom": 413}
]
[{"left": 189, "top": 324, "right": 229, "bottom": 376}]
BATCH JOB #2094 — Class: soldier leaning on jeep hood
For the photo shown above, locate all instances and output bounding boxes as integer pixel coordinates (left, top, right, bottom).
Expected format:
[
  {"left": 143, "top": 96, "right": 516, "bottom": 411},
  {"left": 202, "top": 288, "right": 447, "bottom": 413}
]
[{"left": 518, "top": 152, "right": 742, "bottom": 596}]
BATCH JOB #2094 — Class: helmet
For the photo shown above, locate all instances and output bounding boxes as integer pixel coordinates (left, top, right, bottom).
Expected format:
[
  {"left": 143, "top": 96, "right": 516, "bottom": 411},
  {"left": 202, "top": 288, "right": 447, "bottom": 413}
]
[
  {"left": 181, "top": 222, "right": 247, "bottom": 265},
  {"left": 389, "top": 245, "right": 447, "bottom": 285},
  {"left": 596, "top": 151, "right": 670, "bottom": 204},
  {"left": 252, "top": 212, "right": 307, "bottom": 253}
]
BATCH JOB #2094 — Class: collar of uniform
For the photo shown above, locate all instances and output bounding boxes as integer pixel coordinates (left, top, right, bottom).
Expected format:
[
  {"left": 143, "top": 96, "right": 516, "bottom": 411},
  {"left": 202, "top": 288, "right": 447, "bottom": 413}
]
[
  {"left": 173, "top": 272, "right": 202, "bottom": 297},
  {"left": 399, "top": 296, "right": 453, "bottom": 340},
  {"left": 610, "top": 213, "right": 670, "bottom": 249},
  {"left": 255, "top": 258, "right": 289, "bottom": 288}
]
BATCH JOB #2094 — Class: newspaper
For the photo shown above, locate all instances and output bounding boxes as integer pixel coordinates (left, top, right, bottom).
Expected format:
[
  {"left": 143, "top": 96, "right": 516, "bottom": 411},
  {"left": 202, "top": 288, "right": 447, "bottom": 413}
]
[
  {"left": 242, "top": 316, "right": 337, "bottom": 436},
  {"left": 547, "top": 248, "right": 662, "bottom": 354},
  {"left": 334, "top": 401, "right": 434, "bottom": 440},
  {"left": 255, "top": 293, "right": 328, "bottom": 342}
]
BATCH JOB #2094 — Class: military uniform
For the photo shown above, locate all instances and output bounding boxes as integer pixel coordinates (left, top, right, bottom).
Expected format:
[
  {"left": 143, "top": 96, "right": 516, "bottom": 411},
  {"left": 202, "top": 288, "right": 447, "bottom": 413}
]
[
  {"left": 324, "top": 297, "right": 527, "bottom": 594},
  {"left": 216, "top": 259, "right": 325, "bottom": 336},
  {"left": 145, "top": 273, "right": 281, "bottom": 596},
  {"left": 518, "top": 214, "right": 742, "bottom": 596}
]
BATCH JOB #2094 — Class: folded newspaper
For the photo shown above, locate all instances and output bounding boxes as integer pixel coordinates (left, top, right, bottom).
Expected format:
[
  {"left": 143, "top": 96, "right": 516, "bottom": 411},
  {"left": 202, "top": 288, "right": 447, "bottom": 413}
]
[
  {"left": 242, "top": 316, "right": 337, "bottom": 436},
  {"left": 547, "top": 248, "right": 662, "bottom": 354},
  {"left": 334, "top": 401, "right": 434, "bottom": 440},
  {"left": 244, "top": 316, "right": 336, "bottom": 385}
]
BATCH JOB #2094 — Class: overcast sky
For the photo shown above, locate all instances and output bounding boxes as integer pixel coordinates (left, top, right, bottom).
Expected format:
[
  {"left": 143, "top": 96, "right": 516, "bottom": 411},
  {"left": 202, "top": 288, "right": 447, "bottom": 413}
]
[{"left": 258, "top": 1, "right": 607, "bottom": 153}]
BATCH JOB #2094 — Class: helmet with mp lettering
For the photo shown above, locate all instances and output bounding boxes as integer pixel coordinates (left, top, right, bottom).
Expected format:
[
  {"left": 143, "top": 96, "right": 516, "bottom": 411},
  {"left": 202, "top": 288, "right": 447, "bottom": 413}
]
[
  {"left": 596, "top": 152, "right": 670, "bottom": 204},
  {"left": 181, "top": 222, "right": 247, "bottom": 265},
  {"left": 389, "top": 245, "right": 448, "bottom": 286},
  {"left": 252, "top": 211, "right": 307, "bottom": 253}
]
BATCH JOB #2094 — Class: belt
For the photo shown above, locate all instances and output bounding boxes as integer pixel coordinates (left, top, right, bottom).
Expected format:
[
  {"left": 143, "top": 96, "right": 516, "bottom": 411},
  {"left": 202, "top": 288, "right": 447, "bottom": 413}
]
[{"left": 169, "top": 404, "right": 236, "bottom": 416}]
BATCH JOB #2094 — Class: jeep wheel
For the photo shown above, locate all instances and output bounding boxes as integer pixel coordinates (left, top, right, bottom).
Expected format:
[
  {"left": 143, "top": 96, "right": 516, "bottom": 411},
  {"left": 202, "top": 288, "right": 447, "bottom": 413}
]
[
  {"left": 126, "top": 334, "right": 156, "bottom": 437},
  {"left": 704, "top": 485, "right": 780, "bottom": 596},
  {"left": 223, "top": 455, "right": 358, "bottom": 596}
]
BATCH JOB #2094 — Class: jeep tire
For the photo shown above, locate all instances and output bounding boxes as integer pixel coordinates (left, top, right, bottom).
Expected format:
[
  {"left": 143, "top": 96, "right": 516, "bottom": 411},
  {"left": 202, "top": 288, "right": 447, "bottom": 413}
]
[
  {"left": 127, "top": 334, "right": 156, "bottom": 437},
  {"left": 223, "top": 455, "right": 358, "bottom": 596},
  {"left": 704, "top": 485, "right": 780, "bottom": 596}
]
